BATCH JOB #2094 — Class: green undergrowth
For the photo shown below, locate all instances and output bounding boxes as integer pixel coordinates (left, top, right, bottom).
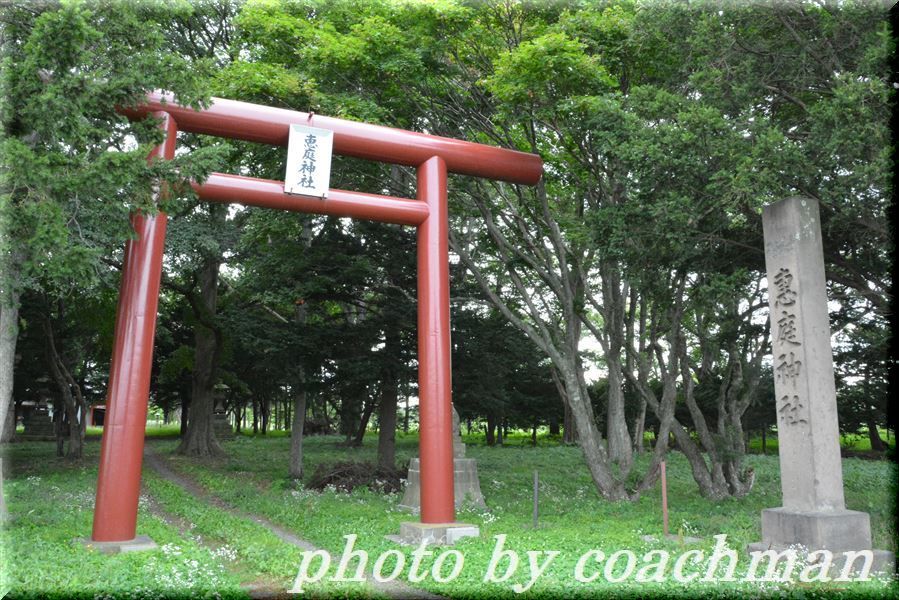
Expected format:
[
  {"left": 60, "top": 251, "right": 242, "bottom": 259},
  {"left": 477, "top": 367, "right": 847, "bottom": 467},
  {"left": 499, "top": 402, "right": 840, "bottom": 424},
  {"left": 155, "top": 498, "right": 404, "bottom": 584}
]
[
  {"left": 1, "top": 441, "right": 378, "bottom": 599},
  {"left": 3, "top": 434, "right": 897, "bottom": 598},
  {"left": 743, "top": 432, "right": 896, "bottom": 456},
  {"left": 158, "top": 433, "right": 897, "bottom": 598},
  {"left": 140, "top": 470, "right": 380, "bottom": 599},
  {"left": 2, "top": 442, "right": 247, "bottom": 599}
]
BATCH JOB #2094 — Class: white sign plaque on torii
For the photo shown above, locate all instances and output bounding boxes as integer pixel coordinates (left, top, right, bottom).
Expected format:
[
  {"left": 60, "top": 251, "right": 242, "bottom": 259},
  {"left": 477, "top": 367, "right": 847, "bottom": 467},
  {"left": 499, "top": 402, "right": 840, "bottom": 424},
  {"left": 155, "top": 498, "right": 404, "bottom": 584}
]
[{"left": 284, "top": 124, "right": 334, "bottom": 198}]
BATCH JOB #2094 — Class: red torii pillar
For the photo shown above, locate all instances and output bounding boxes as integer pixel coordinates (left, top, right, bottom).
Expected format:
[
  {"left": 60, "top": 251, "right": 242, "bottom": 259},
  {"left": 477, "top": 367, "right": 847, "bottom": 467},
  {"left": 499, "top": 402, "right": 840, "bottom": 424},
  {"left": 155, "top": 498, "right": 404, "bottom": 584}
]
[
  {"left": 92, "top": 112, "right": 175, "bottom": 544},
  {"left": 91, "top": 94, "right": 542, "bottom": 545}
]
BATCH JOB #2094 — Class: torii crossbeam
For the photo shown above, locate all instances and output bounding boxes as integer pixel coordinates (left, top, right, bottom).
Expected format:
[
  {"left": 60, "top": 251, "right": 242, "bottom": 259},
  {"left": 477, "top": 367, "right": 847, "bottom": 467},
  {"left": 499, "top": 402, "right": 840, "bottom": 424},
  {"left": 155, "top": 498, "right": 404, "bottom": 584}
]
[{"left": 91, "top": 93, "right": 542, "bottom": 544}]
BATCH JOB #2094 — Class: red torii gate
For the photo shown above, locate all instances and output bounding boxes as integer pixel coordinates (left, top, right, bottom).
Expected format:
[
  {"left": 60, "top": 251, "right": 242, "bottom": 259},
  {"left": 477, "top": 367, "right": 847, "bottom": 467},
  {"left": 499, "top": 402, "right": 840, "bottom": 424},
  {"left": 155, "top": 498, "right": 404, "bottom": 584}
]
[{"left": 91, "top": 93, "right": 542, "bottom": 544}]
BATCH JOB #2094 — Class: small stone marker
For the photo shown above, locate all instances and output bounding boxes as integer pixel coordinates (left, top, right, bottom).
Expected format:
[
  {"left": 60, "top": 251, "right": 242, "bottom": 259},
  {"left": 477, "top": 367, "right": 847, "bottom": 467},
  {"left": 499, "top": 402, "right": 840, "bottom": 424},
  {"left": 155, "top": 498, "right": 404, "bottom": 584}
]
[
  {"left": 750, "top": 197, "right": 893, "bottom": 573},
  {"left": 400, "top": 405, "right": 486, "bottom": 512}
]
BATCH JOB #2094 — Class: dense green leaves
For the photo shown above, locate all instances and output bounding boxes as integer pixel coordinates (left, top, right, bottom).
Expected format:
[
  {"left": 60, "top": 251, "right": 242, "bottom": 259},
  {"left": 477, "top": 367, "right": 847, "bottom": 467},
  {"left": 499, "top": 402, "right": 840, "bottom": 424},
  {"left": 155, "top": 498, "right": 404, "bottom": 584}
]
[
  {"left": 488, "top": 32, "right": 617, "bottom": 110},
  {"left": 1, "top": 0, "right": 219, "bottom": 295},
  {"left": 4, "top": 0, "right": 892, "bottom": 486}
]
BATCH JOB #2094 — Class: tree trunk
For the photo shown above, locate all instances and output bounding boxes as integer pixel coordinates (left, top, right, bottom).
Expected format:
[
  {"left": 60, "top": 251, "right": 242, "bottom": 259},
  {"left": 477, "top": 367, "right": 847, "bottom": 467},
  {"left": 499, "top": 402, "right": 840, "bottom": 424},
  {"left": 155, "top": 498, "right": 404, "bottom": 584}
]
[
  {"left": 1, "top": 407, "right": 14, "bottom": 443},
  {"left": 403, "top": 395, "right": 409, "bottom": 433},
  {"left": 597, "top": 264, "right": 633, "bottom": 470},
  {"left": 289, "top": 376, "right": 307, "bottom": 481},
  {"left": 54, "top": 401, "right": 65, "bottom": 458},
  {"left": 177, "top": 256, "right": 224, "bottom": 457},
  {"left": 252, "top": 396, "right": 259, "bottom": 434},
  {"left": 531, "top": 418, "right": 538, "bottom": 446},
  {"left": 351, "top": 397, "right": 376, "bottom": 446},
  {"left": 285, "top": 399, "right": 292, "bottom": 433},
  {"left": 647, "top": 341, "right": 756, "bottom": 500},
  {"left": 289, "top": 216, "right": 313, "bottom": 476},
  {"left": 377, "top": 336, "right": 399, "bottom": 470},
  {"left": 486, "top": 415, "right": 496, "bottom": 446},
  {"left": 64, "top": 387, "right": 83, "bottom": 459},
  {"left": 377, "top": 378, "right": 399, "bottom": 470},
  {"left": 605, "top": 356, "right": 633, "bottom": 469},
  {"left": 0, "top": 287, "right": 19, "bottom": 445},
  {"left": 868, "top": 417, "right": 886, "bottom": 452},
  {"left": 633, "top": 396, "right": 647, "bottom": 453},
  {"left": 261, "top": 394, "right": 269, "bottom": 434},
  {"left": 558, "top": 362, "right": 629, "bottom": 501},
  {"left": 340, "top": 382, "right": 364, "bottom": 443},
  {"left": 43, "top": 315, "right": 84, "bottom": 459},
  {"left": 0, "top": 454, "right": 6, "bottom": 519},
  {"left": 549, "top": 415, "right": 560, "bottom": 436},
  {"left": 180, "top": 395, "right": 189, "bottom": 436},
  {"left": 274, "top": 400, "right": 280, "bottom": 432},
  {"left": 563, "top": 400, "right": 576, "bottom": 443},
  {"left": 551, "top": 367, "right": 577, "bottom": 444},
  {"left": 670, "top": 420, "right": 730, "bottom": 500}
]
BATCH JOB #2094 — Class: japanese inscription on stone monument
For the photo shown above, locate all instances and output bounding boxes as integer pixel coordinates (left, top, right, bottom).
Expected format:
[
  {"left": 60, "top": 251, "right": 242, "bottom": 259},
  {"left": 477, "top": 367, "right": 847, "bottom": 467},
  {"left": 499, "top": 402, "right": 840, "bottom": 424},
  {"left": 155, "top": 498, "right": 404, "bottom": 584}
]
[
  {"left": 285, "top": 124, "right": 334, "bottom": 198},
  {"left": 772, "top": 266, "right": 808, "bottom": 426}
]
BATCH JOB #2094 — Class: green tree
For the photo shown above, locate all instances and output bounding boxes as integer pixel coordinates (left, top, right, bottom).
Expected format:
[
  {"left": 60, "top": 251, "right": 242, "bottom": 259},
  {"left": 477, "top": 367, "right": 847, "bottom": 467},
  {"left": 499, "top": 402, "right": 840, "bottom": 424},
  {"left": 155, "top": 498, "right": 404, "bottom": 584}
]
[
  {"left": 453, "top": 307, "right": 559, "bottom": 445},
  {"left": 0, "top": 0, "right": 220, "bottom": 445},
  {"left": 640, "top": 0, "right": 893, "bottom": 456},
  {"left": 151, "top": 0, "right": 246, "bottom": 457},
  {"left": 440, "top": 0, "right": 889, "bottom": 498},
  {"left": 225, "top": 0, "right": 434, "bottom": 475}
]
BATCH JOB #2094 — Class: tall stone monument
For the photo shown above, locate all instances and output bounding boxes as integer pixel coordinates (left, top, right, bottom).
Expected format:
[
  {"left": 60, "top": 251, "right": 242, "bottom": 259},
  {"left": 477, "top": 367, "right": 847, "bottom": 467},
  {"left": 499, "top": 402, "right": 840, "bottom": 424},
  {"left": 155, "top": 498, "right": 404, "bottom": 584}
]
[
  {"left": 750, "top": 197, "right": 893, "bottom": 572},
  {"left": 212, "top": 384, "right": 234, "bottom": 440},
  {"left": 20, "top": 405, "right": 56, "bottom": 441},
  {"left": 400, "top": 405, "right": 486, "bottom": 511}
]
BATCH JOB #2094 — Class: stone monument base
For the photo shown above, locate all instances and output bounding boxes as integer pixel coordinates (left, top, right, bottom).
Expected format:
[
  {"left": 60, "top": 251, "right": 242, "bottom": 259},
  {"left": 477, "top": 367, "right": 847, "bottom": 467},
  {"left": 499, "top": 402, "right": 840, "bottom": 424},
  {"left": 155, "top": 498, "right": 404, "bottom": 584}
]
[
  {"left": 749, "top": 507, "right": 895, "bottom": 575},
  {"left": 213, "top": 413, "right": 234, "bottom": 440},
  {"left": 393, "top": 522, "right": 479, "bottom": 545},
  {"left": 757, "top": 507, "right": 873, "bottom": 552},
  {"left": 20, "top": 411, "right": 56, "bottom": 441},
  {"left": 399, "top": 457, "right": 486, "bottom": 511}
]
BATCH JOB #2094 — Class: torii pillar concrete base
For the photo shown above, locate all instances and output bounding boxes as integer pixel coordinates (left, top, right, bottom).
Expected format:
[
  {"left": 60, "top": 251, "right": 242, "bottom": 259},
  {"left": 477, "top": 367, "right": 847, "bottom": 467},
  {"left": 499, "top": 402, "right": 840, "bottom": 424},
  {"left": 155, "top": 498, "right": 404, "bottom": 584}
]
[
  {"left": 80, "top": 535, "right": 158, "bottom": 554},
  {"left": 392, "top": 522, "right": 480, "bottom": 546}
]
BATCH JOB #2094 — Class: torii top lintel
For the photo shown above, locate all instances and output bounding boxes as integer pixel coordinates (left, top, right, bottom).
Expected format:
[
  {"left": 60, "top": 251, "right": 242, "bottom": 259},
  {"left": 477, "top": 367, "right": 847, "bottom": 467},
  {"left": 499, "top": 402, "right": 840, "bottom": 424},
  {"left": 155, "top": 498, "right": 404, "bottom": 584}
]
[
  {"left": 123, "top": 92, "right": 543, "bottom": 186},
  {"left": 92, "top": 92, "right": 535, "bottom": 543}
]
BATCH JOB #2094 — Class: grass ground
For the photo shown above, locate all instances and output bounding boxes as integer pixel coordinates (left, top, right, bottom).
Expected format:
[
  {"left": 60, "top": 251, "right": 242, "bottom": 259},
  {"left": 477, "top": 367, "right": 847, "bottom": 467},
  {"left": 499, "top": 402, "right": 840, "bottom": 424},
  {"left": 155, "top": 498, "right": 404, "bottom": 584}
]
[{"left": 2, "top": 430, "right": 897, "bottom": 599}]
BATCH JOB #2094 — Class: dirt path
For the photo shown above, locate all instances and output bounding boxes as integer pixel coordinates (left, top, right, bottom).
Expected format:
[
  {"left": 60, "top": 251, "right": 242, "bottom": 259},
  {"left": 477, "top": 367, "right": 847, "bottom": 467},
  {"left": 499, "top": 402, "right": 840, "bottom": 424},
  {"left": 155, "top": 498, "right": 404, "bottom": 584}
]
[{"left": 142, "top": 446, "right": 442, "bottom": 600}]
